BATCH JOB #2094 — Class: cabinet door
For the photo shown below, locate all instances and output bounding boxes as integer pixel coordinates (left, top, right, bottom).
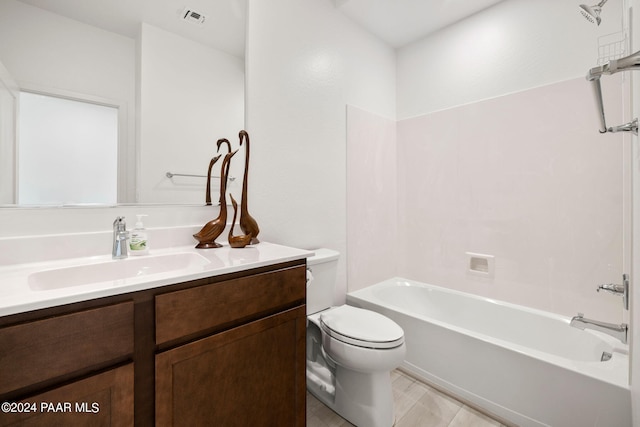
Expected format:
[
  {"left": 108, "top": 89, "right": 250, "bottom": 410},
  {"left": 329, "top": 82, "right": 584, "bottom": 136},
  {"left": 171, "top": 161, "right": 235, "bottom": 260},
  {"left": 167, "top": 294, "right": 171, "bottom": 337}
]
[
  {"left": 156, "top": 306, "right": 306, "bottom": 427},
  {"left": 0, "top": 363, "right": 133, "bottom": 427}
]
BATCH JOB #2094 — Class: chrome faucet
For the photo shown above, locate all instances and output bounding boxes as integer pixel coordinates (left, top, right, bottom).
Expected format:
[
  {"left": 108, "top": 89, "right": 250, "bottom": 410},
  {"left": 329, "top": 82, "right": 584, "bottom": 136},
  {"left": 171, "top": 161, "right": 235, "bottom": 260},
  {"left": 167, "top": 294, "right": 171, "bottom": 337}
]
[
  {"left": 570, "top": 313, "right": 628, "bottom": 344},
  {"left": 112, "top": 216, "right": 128, "bottom": 259}
]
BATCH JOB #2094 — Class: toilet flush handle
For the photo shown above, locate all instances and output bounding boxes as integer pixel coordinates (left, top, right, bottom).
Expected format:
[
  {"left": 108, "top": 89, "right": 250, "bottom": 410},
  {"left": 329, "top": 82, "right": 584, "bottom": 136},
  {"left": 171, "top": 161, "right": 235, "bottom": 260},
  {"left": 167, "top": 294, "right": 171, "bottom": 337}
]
[{"left": 306, "top": 268, "right": 314, "bottom": 287}]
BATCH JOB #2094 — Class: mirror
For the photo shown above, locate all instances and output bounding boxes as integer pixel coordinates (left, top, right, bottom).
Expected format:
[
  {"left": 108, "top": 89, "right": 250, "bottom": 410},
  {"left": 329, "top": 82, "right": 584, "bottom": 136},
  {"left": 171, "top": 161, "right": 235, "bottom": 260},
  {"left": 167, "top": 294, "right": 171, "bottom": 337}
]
[{"left": 0, "top": 0, "right": 246, "bottom": 206}]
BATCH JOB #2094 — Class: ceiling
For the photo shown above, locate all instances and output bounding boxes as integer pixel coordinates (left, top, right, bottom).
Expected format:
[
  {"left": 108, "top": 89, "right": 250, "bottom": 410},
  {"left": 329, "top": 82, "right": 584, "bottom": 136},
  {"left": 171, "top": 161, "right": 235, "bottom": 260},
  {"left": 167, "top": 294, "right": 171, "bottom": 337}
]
[
  {"left": 335, "top": 0, "right": 506, "bottom": 48},
  {"left": 17, "top": 0, "right": 505, "bottom": 58},
  {"left": 16, "top": 0, "right": 246, "bottom": 58}
]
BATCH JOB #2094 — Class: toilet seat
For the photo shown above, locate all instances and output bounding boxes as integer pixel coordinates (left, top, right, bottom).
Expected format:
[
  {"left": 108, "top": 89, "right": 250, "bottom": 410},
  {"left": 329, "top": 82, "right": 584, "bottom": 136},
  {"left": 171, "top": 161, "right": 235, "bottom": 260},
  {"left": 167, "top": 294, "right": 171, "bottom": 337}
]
[{"left": 319, "top": 305, "right": 404, "bottom": 349}]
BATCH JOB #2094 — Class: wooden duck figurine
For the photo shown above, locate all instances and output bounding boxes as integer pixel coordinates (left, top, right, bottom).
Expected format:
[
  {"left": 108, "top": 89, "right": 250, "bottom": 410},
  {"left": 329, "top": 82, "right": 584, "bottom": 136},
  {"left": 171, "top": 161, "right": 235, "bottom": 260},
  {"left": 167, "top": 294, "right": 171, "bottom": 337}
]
[
  {"left": 205, "top": 154, "right": 222, "bottom": 206},
  {"left": 238, "top": 130, "right": 260, "bottom": 244},
  {"left": 217, "top": 138, "right": 232, "bottom": 153},
  {"left": 228, "top": 194, "right": 251, "bottom": 248},
  {"left": 216, "top": 138, "right": 232, "bottom": 205},
  {"left": 193, "top": 149, "right": 238, "bottom": 248}
]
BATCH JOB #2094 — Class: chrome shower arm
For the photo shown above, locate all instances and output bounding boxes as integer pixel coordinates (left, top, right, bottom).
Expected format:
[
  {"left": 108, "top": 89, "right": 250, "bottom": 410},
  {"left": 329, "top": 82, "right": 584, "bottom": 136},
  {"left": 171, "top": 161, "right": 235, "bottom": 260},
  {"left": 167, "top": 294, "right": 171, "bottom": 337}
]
[
  {"left": 609, "top": 49, "right": 640, "bottom": 73},
  {"left": 587, "top": 50, "right": 640, "bottom": 81}
]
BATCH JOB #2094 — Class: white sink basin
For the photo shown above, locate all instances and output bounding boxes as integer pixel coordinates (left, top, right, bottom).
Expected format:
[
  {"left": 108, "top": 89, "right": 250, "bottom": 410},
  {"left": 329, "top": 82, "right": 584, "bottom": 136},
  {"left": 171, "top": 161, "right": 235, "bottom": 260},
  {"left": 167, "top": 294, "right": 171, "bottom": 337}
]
[{"left": 28, "top": 252, "right": 210, "bottom": 291}]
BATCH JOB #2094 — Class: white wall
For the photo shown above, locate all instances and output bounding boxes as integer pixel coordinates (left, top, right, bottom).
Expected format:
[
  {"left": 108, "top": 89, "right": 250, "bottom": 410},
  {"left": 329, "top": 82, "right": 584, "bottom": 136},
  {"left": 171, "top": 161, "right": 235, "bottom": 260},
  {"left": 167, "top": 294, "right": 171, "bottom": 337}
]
[
  {"left": 246, "top": 0, "right": 395, "bottom": 303},
  {"left": 0, "top": 1, "right": 135, "bottom": 105},
  {"left": 397, "top": 0, "right": 625, "bottom": 119},
  {"left": 138, "top": 23, "right": 245, "bottom": 204}
]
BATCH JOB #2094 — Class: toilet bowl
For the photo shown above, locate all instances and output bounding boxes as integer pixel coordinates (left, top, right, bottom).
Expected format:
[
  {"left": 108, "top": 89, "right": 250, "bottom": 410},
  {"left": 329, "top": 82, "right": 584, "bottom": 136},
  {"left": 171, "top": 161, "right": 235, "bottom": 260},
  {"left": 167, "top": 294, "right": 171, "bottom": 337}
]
[{"left": 306, "top": 249, "right": 405, "bottom": 427}]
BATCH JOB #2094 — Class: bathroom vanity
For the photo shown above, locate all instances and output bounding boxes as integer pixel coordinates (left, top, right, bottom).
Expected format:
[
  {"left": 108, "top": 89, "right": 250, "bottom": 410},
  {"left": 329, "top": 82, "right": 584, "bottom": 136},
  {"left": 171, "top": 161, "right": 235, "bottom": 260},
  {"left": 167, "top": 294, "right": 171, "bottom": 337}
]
[{"left": 0, "top": 243, "right": 310, "bottom": 426}]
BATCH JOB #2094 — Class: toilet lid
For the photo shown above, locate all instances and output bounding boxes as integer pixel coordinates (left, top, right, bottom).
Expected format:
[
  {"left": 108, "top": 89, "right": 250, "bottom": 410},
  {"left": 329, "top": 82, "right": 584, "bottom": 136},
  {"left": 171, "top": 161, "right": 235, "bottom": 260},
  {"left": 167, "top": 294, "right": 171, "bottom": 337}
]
[{"left": 319, "top": 305, "right": 404, "bottom": 349}]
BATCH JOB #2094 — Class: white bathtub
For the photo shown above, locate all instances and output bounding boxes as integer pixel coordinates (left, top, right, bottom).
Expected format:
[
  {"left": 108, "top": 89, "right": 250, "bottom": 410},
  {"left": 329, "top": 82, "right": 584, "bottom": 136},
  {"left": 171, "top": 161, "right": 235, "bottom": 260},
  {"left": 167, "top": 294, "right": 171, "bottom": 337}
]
[{"left": 347, "top": 278, "right": 631, "bottom": 427}]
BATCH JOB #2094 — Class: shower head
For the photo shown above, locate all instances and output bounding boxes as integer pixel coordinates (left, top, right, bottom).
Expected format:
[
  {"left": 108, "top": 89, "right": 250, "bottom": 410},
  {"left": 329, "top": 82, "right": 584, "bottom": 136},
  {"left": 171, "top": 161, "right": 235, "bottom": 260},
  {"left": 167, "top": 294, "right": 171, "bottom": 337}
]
[
  {"left": 579, "top": 4, "right": 601, "bottom": 25},
  {"left": 579, "top": 0, "right": 609, "bottom": 26}
]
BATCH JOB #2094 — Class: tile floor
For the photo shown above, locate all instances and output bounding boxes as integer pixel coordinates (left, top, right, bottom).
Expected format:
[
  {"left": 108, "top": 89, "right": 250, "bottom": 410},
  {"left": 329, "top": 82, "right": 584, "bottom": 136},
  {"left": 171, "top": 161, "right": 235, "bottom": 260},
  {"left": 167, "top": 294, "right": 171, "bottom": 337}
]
[{"left": 306, "top": 370, "right": 510, "bottom": 427}]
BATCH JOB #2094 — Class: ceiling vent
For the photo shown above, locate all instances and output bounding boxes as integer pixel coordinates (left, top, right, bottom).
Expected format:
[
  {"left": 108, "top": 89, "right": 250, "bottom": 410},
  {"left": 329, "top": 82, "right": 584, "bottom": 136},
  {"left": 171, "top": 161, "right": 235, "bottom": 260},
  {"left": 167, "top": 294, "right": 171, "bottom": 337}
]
[{"left": 182, "top": 8, "right": 206, "bottom": 25}]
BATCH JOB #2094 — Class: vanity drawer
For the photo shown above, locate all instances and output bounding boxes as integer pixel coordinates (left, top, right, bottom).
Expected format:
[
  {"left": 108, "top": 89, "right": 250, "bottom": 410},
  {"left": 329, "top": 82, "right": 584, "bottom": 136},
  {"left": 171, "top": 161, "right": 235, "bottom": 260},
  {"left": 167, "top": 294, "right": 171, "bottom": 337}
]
[
  {"left": 0, "top": 363, "right": 134, "bottom": 427},
  {"left": 0, "top": 301, "right": 134, "bottom": 394},
  {"left": 155, "top": 265, "right": 306, "bottom": 345}
]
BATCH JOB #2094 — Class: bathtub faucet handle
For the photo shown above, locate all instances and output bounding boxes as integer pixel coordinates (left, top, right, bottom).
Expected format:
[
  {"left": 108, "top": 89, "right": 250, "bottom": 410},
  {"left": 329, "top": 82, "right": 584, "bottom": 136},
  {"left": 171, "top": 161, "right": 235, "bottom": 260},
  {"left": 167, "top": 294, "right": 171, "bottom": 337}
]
[
  {"left": 597, "top": 283, "right": 624, "bottom": 294},
  {"left": 596, "top": 274, "right": 629, "bottom": 310}
]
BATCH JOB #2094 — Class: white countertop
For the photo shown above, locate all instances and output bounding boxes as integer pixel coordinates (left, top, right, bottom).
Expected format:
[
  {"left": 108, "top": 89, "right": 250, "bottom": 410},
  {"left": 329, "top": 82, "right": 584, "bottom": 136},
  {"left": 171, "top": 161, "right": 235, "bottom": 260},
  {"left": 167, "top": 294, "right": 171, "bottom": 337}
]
[{"left": 0, "top": 242, "right": 313, "bottom": 317}]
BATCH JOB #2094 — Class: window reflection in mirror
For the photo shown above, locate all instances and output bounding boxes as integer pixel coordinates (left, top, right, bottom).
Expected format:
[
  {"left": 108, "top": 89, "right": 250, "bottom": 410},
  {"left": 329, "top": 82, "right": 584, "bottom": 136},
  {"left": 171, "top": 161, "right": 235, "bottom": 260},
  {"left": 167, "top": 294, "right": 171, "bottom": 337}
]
[{"left": 18, "top": 92, "right": 118, "bottom": 205}]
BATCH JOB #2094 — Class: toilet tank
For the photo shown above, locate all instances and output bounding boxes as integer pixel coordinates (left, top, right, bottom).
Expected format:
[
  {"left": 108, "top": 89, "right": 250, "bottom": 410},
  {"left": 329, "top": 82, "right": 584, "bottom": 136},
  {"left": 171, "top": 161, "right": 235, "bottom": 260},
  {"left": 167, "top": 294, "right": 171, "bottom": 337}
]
[{"left": 306, "top": 248, "right": 340, "bottom": 315}]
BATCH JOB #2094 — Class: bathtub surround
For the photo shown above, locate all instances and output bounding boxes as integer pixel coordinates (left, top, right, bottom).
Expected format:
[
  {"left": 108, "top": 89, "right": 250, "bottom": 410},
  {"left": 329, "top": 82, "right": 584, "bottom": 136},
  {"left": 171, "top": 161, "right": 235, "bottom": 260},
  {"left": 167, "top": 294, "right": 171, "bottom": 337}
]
[
  {"left": 398, "top": 76, "right": 625, "bottom": 322},
  {"left": 348, "top": 75, "right": 626, "bottom": 323},
  {"left": 346, "top": 106, "right": 398, "bottom": 290}
]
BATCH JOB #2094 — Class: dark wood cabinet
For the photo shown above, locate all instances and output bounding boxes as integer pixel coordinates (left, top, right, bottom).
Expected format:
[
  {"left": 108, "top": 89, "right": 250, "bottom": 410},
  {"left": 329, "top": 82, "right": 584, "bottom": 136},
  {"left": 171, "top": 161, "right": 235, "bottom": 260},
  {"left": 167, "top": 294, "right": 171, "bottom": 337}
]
[
  {"left": 156, "top": 306, "right": 306, "bottom": 426},
  {"left": 154, "top": 264, "right": 306, "bottom": 426},
  {"left": 0, "top": 364, "right": 134, "bottom": 427},
  {"left": 0, "top": 302, "right": 134, "bottom": 395},
  {"left": 0, "top": 259, "right": 306, "bottom": 427},
  {"left": 0, "top": 302, "right": 135, "bottom": 427}
]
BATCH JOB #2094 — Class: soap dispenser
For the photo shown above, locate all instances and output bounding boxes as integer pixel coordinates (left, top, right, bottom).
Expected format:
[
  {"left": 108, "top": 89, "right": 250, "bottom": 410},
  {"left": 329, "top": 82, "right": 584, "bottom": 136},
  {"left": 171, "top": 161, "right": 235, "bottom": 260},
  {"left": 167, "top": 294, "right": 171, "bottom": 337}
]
[{"left": 129, "top": 214, "right": 149, "bottom": 255}]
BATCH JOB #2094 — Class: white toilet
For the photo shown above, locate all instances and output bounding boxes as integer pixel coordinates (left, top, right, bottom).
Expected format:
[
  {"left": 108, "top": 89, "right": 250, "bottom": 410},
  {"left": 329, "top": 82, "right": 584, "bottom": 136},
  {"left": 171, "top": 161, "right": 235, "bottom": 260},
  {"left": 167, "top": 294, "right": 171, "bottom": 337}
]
[{"left": 306, "top": 249, "right": 406, "bottom": 427}]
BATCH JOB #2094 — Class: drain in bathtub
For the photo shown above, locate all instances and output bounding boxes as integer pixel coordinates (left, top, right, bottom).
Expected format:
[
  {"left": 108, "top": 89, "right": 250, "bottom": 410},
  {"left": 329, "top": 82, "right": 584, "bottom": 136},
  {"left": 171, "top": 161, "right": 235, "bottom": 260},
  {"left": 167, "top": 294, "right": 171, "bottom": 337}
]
[{"left": 601, "top": 351, "right": 613, "bottom": 361}]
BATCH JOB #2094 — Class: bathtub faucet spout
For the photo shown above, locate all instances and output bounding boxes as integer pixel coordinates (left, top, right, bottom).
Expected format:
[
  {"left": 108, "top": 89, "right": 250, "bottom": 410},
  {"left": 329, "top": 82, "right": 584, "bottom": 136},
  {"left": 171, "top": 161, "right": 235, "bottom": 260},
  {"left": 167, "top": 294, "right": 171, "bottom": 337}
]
[{"left": 570, "top": 313, "right": 628, "bottom": 344}]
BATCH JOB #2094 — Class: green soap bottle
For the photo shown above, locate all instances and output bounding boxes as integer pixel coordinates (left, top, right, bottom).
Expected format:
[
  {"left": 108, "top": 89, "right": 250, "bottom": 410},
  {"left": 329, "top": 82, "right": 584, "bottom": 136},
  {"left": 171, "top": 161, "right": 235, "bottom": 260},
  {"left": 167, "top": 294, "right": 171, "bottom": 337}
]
[{"left": 129, "top": 214, "right": 149, "bottom": 255}]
